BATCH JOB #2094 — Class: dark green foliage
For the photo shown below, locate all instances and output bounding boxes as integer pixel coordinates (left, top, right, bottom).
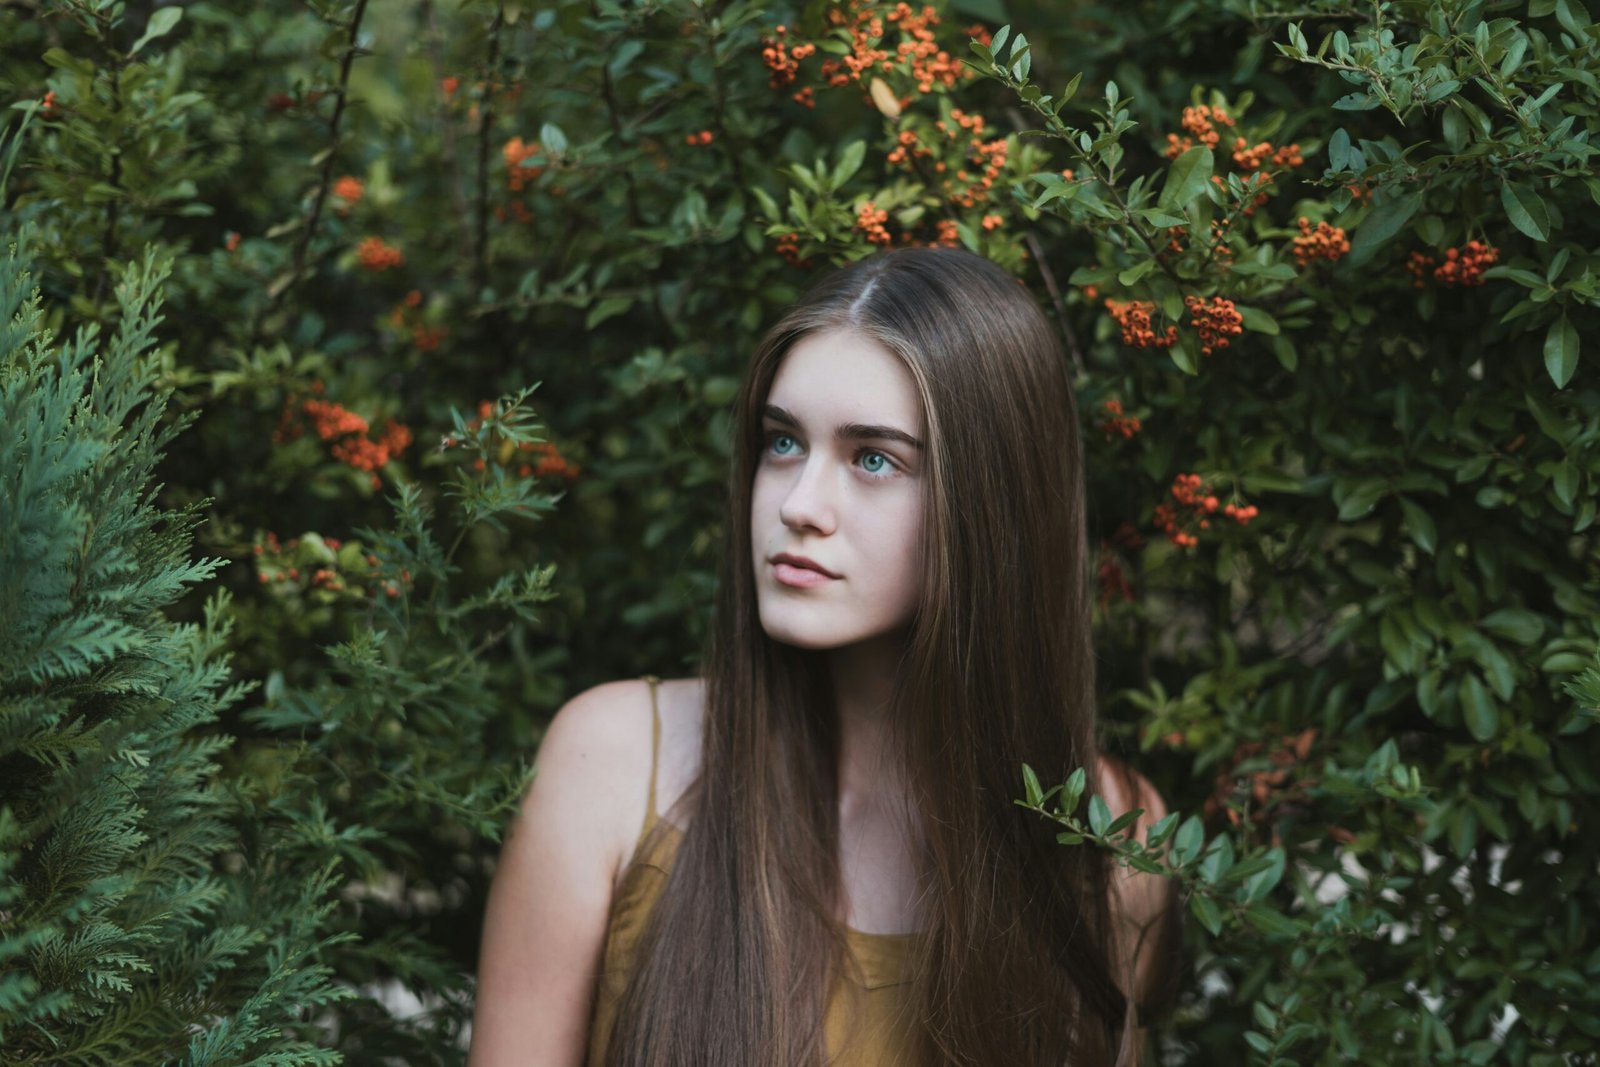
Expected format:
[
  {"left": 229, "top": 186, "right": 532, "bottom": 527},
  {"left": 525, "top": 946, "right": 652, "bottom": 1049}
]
[{"left": 0, "top": 234, "right": 345, "bottom": 1063}]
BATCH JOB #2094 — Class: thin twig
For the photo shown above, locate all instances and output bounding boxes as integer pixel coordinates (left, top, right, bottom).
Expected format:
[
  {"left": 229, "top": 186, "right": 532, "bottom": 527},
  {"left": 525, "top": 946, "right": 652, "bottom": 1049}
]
[
  {"left": 251, "top": 0, "right": 371, "bottom": 337},
  {"left": 474, "top": 3, "right": 504, "bottom": 290}
]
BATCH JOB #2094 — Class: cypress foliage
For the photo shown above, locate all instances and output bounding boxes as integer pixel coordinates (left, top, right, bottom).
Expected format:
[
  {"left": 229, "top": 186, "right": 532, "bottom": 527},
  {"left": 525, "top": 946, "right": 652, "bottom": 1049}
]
[{"left": 0, "top": 234, "right": 344, "bottom": 1064}]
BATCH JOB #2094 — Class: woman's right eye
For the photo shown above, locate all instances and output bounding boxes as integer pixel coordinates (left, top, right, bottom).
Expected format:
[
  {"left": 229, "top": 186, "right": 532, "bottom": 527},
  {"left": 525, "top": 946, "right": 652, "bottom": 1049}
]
[{"left": 765, "top": 431, "right": 799, "bottom": 455}]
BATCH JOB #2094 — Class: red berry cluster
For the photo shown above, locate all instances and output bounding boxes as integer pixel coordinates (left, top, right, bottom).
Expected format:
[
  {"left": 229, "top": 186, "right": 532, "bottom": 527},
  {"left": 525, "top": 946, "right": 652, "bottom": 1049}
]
[
  {"left": 1405, "top": 241, "right": 1499, "bottom": 288},
  {"left": 1433, "top": 240, "right": 1499, "bottom": 286},
  {"left": 1097, "top": 398, "right": 1142, "bottom": 439},
  {"left": 274, "top": 384, "right": 412, "bottom": 489},
  {"left": 1105, "top": 298, "right": 1177, "bottom": 349},
  {"left": 1184, "top": 295, "right": 1244, "bottom": 356},
  {"left": 1153, "top": 473, "right": 1257, "bottom": 548},
  {"left": 683, "top": 129, "right": 715, "bottom": 146},
  {"left": 356, "top": 236, "right": 404, "bottom": 272}
]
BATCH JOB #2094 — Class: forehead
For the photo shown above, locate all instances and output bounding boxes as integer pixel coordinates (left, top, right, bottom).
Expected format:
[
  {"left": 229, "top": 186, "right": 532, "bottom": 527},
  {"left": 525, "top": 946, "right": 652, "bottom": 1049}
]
[{"left": 766, "top": 328, "right": 923, "bottom": 430}]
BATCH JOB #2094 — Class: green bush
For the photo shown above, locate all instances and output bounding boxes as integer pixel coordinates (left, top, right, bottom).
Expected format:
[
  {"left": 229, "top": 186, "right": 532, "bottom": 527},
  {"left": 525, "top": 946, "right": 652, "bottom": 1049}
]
[
  {"left": 0, "top": 231, "right": 345, "bottom": 1062},
  {"left": 3, "top": 0, "right": 1599, "bottom": 1061}
]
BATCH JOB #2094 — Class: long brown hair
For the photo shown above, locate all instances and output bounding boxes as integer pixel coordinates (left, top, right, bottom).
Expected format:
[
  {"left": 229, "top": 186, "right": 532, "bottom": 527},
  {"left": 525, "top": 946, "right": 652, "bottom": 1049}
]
[{"left": 607, "top": 246, "right": 1176, "bottom": 1065}]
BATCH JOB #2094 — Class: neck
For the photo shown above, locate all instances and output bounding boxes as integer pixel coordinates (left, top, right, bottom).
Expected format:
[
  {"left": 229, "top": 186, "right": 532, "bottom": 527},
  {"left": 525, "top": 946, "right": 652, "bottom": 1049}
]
[{"left": 826, "top": 632, "right": 911, "bottom": 820}]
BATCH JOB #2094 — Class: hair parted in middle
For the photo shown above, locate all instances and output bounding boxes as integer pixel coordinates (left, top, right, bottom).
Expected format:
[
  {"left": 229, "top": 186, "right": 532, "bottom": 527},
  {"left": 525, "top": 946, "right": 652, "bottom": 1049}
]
[{"left": 605, "top": 245, "right": 1180, "bottom": 1067}]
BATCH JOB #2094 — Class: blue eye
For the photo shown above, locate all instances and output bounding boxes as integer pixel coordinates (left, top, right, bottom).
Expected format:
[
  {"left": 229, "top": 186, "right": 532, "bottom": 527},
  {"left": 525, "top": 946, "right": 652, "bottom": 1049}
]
[{"left": 762, "top": 431, "right": 899, "bottom": 481}]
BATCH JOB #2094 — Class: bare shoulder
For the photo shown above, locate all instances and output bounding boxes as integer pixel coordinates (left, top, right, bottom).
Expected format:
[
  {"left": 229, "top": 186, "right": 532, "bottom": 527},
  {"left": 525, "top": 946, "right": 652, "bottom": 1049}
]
[
  {"left": 468, "top": 678, "right": 662, "bottom": 1064},
  {"left": 1095, "top": 751, "right": 1169, "bottom": 828},
  {"left": 533, "top": 678, "right": 662, "bottom": 871}
]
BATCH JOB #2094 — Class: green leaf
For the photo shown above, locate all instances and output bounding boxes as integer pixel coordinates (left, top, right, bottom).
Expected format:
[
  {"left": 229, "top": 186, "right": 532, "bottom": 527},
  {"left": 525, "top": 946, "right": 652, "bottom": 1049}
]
[
  {"left": 1502, "top": 182, "right": 1551, "bottom": 243},
  {"left": 1245, "top": 1031, "right": 1274, "bottom": 1054},
  {"left": 1022, "top": 763, "right": 1043, "bottom": 807},
  {"left": 1169, "top": 331, "right": 1200, "bottom": 375},
  {"left": 1088, "top": 794, "right": 1111, "bottom": 836},
  {"left": 1170, "top": 814, "right": 1205, "bottom": 865},
  {"left": 1158, "top": 146, "right": 1215, "bottom": 214},
  {"left": 832, "top": 140, "right": 867, "bottom": 189},
  {"left": 1188, "top": 892, "right": 1223, "bottom": 935},
  {"left": 1397, "top": 496, "right": 1437, "bottom": 554},
  {"left": 540, "top": 122, "right": 569, "bottom": 154},
  {"left": 1146, "top": 811, "right": 1180, "bottom": 848},
  {"left": 1460, "top": 673, "right": 1500, "bottom": 742},
  {"left": 1062, "top": 766, "right": 1086, "bottom": 813},
  {"left": 1349, "top": 190, "right": 1423, "bottom": 265},
  {"left": 1242, "top": 904, "right": 1300, "bottom": 938},
  {"left": 1543, "top": 315, "right": 1579, "bottom": 389},
  {"left": 1553, "top": 457, "right": 1579, "bottom": 508},
  {"left": 1481, "top": 609, "right": 1543, "bottom": 646},
  {"left": 1137, "top": 208, "right": 1188, "bottom": 227},
  {"left": 130, "top": 7, "right": 183, "bottom": 56},
  {"left": 1244, "top": 848, "right": 1285, "bottom": 903},
  {"left": 1237, "top": 306, "right": 1279, "bottom": 335}
]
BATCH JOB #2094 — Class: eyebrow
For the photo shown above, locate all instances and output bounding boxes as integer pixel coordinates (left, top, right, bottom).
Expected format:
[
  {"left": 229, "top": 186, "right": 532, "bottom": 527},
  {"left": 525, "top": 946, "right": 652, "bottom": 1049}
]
[{"left": 762, "top": 404, "right": 924, "bottom": 452}]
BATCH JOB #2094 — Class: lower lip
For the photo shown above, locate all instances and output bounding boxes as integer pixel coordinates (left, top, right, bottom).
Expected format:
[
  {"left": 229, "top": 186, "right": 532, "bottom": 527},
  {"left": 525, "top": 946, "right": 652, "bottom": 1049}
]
[{"left": 773, "top": 562, "right": 837, "bottom": 588}]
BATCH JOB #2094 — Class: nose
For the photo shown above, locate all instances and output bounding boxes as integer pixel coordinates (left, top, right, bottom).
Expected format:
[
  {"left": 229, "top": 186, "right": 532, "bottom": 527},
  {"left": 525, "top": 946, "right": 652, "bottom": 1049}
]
[{"left": 777, "top": 453, "right": 837, "bottom": 535}]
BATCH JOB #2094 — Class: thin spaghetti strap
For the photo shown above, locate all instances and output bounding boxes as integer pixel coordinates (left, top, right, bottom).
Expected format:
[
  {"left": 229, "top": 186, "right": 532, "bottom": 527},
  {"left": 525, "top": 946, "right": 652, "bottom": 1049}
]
[{"left": 641, "top": 674, "right": 662, "bottom": 825}]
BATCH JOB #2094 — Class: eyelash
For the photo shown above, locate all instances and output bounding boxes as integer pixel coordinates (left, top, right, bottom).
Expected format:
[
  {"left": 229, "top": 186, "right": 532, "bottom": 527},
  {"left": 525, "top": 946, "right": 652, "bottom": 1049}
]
[{"left": 761, "top": 430, "right": 901, "bottom": 481}]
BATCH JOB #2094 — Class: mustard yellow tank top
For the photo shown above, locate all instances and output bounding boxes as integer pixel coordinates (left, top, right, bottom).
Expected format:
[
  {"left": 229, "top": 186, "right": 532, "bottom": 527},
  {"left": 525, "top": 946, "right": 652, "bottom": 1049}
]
[{"left": 584, "top": 676, "right": 925, "bottom": 1066}]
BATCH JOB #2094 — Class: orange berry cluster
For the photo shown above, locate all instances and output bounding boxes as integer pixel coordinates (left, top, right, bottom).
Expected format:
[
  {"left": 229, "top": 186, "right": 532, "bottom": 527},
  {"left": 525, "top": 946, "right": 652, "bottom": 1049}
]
[
  {"left": 1433, "top": 240, "right": 1499, "bottom": 286},
  {"left": 357, "top": 236, "right": 403, "bottom": 272},
  {"left": 1184, "top": 294, "right": 1244, "bottom": 356},
  {"left": 933, "top": 218, "right": 959, "bottom": 246},
  {"left": 1097, "top": 398, "right": 1142, "bottom": 439},
  {"left": 275, "top": 387, "right": 412, "bottom": 489},
  {"left": 684, "top": 129, "right": 715, "bottom": 146},
  {"left": 759, "top": 26, "right": 818, "bottom": 107},
  {"left": 883, "top": 2, "right": 964, "bottom": 94},
  {"left": 980, "top": 213, "right": 1003, "bottom": 231},
  {"left": 1154, "top": 473, "right": 1258, "bottom": 549},
  {"left": 224, "top": 231, "right": 241, "bottom": 253},
  {"left": 775, "top": 231, "right": 811, "bottom": 267},
  {"left": 1292, "top": 217, "right": 1350, "bottom": 267},
  {"left": 912, "top": 107, "right": 1009, "bottom": 208},
  {"left": 856, "top": 201, "right": 892, "bottom": 245},
  {"left": 1165, "top": 103, "right": 1234, "bottom": 158},
  {"left": 40, "top": 89, "right": 59, "bottom": 117},
  {"left": 503, "top": 136, "right": 545, "bottom": 192},
  {"left": 1231, "top": 138, "right": 1303, "bottom": 172},
  {"left": 332, "top": 175, "right": 363, "bottom": 213},
  {"left": 1406, "top": 241, "right": 1500, "bottom": 288},
  {"left": 1105, "top": 298, "right": 1177, "bottom": 349},
  {"left": 441, "top": 76, "right": 460, "bottom": 99}
]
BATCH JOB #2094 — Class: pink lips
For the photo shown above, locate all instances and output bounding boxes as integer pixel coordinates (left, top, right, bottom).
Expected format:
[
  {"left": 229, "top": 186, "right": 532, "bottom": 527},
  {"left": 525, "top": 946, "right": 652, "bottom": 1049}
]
[{"left": 770, "top": 553, "right": 839, "bottom": 588}]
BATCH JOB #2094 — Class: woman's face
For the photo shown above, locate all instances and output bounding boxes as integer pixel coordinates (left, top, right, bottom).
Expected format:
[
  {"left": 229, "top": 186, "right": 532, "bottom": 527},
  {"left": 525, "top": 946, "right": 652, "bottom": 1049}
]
[{"left": 751, "top": 326, "right": 927, "bottom": 651}]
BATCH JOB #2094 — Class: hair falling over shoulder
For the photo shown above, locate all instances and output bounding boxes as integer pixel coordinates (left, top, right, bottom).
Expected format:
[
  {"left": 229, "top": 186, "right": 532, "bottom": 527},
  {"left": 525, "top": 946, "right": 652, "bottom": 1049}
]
[{"left": 604, "top": 247, "right": 1181, "bottom": 1066}]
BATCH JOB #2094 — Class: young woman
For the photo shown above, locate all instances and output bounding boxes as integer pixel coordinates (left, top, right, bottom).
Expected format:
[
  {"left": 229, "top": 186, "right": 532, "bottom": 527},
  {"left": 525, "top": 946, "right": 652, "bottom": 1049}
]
[{"left": 470, "top": 246, "right": 1181, "bottom": 1066}]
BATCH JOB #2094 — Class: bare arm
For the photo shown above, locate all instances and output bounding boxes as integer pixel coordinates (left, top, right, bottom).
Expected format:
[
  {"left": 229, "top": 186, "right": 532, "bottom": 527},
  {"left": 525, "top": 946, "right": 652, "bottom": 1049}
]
[
  {"left": 469, "top": 682, "right": 646, "bottom": 1066},
  {"left": 1097, "top": 754, "right": 1183, "bottom": 1017}
]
